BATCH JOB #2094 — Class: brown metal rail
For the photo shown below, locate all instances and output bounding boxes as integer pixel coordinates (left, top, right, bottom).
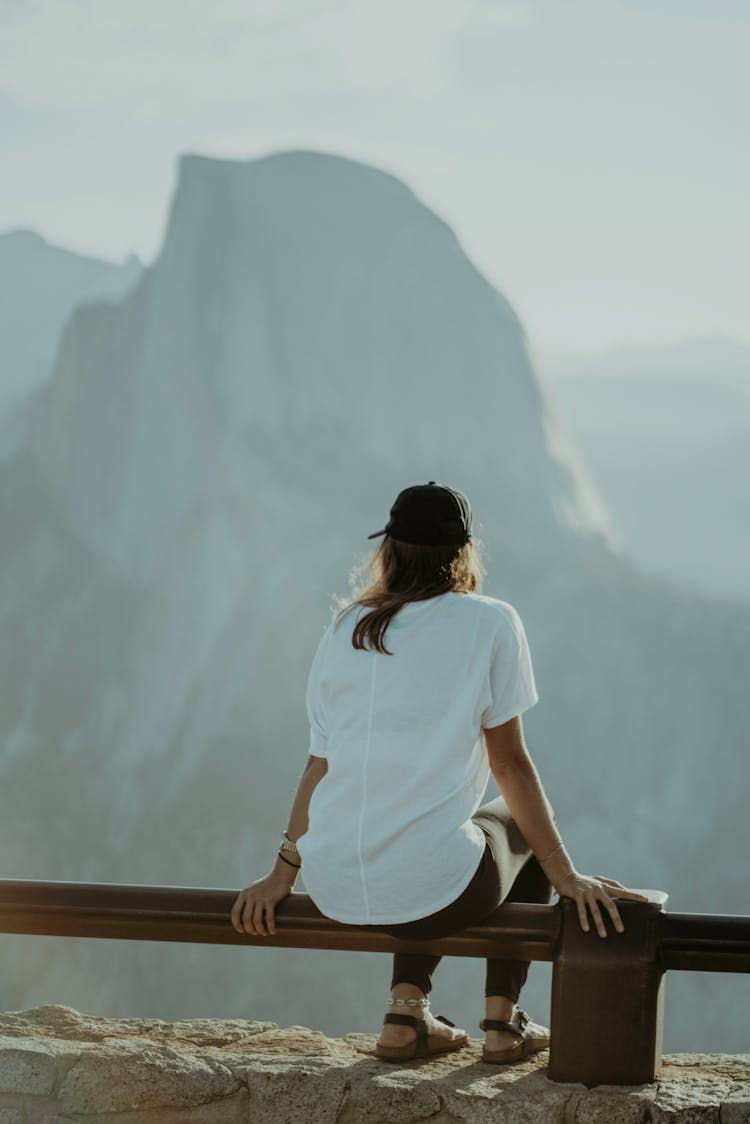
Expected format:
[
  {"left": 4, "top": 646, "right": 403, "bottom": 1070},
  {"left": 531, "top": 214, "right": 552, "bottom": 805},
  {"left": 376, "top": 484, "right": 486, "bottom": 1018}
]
[
  {"left": 658, "top": 912, "right": 750, "bottom": 972},
  {"left": 1, "top": 879, "right": 748, "bottom": 1088}
]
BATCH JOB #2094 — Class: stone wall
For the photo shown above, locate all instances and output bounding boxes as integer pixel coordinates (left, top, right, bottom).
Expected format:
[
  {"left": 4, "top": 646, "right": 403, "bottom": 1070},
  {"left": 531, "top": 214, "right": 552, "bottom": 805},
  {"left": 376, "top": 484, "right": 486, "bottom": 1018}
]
[{"left": 0, "top": 1005, "right": 747, "bottom": 1123}]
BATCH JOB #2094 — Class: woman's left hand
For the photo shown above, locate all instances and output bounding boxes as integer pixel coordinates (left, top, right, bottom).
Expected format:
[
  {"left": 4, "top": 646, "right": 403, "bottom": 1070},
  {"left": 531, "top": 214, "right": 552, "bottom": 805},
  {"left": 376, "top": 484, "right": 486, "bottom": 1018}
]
[{"left": 230, "top": 870, "right": 295, "bottom": 936}]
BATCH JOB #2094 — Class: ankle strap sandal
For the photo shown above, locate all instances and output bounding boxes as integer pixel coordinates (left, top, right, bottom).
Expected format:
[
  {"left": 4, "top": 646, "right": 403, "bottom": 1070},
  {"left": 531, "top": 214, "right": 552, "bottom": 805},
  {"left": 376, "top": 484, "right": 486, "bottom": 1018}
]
[
  {"left": 479, "top": 1008, "right": 551, "bottom": 1065},
  {"left": 376, "top": 1008, "right": 468, "bottom": 1062}
]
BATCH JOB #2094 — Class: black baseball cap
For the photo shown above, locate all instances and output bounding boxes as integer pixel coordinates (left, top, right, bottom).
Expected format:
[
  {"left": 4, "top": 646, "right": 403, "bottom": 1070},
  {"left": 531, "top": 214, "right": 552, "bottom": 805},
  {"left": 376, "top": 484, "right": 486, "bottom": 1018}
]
[{"left": 367, "top": 481, "right": 473, "bottom": 546}]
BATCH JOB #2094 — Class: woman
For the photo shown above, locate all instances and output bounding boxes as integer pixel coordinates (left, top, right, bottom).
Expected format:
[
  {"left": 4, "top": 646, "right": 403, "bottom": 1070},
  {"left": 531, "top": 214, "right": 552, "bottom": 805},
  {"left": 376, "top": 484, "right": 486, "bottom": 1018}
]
[{"left": 231, "top": 481, "right": 649, "bottom": 1063}]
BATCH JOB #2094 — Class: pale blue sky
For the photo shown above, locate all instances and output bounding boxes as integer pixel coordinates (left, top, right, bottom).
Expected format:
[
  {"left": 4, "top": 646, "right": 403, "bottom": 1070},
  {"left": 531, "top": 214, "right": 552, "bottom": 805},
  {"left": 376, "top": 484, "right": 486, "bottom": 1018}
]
[{"left": 1, "top": 0, "right": 748, "bottom": 352}]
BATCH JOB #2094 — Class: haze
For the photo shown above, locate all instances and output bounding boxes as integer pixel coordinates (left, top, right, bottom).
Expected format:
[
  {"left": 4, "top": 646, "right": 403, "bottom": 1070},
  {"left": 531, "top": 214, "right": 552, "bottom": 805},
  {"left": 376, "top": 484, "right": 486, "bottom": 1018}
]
[{"left": 2, "top": 0, "right": 749, "bottom": 354}]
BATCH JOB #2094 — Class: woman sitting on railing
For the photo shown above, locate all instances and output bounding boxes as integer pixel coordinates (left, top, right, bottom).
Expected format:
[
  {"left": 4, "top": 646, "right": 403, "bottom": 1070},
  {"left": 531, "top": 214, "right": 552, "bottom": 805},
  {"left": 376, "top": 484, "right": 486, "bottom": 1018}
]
[{"left": 230, "top": 481, "right": 649, "bottom": 1063}]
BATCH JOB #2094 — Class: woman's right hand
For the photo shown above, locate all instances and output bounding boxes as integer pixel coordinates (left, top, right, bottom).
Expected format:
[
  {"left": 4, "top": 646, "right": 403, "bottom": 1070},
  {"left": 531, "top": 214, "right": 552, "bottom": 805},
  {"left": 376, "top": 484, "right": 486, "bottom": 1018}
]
[{"left": 553, "top": 871, "right": 651, "bottom": 937}]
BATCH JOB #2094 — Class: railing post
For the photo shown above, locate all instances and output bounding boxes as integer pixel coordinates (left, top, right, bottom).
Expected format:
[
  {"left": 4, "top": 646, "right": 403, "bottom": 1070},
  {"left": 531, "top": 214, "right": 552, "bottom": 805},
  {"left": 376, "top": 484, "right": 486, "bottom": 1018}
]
[{"left": 548, "top": 892, "right": 668, "bottom": 1087}]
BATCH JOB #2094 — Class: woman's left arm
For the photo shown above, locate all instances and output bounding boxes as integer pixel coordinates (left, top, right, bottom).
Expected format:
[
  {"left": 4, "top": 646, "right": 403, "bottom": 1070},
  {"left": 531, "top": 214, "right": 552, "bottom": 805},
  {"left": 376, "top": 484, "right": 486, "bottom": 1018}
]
[{"left": 230, "top": 755, "right": 328, "bottom": 937}]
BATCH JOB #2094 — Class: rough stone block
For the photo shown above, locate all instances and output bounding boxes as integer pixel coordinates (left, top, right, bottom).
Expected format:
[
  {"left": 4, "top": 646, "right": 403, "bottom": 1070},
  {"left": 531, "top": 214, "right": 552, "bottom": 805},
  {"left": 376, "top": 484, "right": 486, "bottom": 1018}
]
[
  {"left": 236, "top": 1057, "right": 349, "bottom": 1124},
  {"left": 720, "top": 1101, "right": 750, "bottom": 1124},
  {"left": 58, "top": 1040, "right": 239, "bottom": 1114},
  {"left": 570, "top": 1081, "right": 657, "bottom": 1124},
  {"left": 0, "top": 1034, "right": 61, "bottom": 1095},
  {"left": 44, "top": 1087, "right": 250, "bottom": 1123},
  {"left": 340, "top": 1068, "right": 445, "bottom": 1122},
  {"left": 655, "top": 1083, "right": 732, "bottom": 1122},
  {"left": 441, "top": 1070, "right": 576, "bottom": 1124}
]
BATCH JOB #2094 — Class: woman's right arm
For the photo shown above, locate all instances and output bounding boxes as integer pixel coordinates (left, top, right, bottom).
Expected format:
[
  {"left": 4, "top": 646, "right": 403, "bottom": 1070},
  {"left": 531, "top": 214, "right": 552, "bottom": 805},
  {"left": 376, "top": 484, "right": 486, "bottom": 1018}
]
[{"left": 483, "top": 715, "right": 650, "bottom": 937}]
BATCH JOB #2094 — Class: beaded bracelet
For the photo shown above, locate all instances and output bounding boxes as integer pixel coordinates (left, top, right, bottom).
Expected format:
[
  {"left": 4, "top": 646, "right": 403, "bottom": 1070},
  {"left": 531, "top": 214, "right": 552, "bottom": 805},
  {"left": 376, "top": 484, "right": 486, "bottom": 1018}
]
[{"left": 280, "top": 830, "right": 299, "bottom": 856}]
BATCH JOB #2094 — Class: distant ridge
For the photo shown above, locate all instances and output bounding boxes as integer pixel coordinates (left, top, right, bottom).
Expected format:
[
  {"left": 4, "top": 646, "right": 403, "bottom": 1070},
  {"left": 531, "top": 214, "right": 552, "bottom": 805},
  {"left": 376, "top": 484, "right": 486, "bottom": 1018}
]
[
  {"left": 540, "top": 334, "right": 750, "bottom": 381},
  {"left": 0, "top": 225, "right": 142, "bottom": 422}
]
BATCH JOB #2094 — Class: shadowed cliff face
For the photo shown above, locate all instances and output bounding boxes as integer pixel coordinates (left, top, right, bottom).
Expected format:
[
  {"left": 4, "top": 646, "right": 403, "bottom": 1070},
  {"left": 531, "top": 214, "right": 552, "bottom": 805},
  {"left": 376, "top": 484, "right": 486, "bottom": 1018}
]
[
  {"left": 0, "top": 151, "right": 746, "bottom": 1052},
  {"left": 0, "top": 228, "right": 141, "bottom": 428}
]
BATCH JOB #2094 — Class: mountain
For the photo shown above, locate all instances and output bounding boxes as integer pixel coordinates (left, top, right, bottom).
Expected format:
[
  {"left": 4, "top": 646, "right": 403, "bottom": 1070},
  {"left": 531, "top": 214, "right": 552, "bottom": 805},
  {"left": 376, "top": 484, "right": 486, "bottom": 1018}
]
[
  {"left": 0, "top": 227, "right": 142, "bottom": 456},
  {"left": 0, "top": 151, "right": 746, "bottom": 1052}
]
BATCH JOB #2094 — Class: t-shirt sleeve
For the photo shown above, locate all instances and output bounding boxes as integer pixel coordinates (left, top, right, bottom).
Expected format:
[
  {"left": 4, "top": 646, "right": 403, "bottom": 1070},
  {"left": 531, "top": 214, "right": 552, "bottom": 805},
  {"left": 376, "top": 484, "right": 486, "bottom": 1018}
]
[
  {"left": 481, "top": 604, "right": 539, "bottom": 729},
  {"left": 305, "top": 622, "right": 332, "bottom": 758}
]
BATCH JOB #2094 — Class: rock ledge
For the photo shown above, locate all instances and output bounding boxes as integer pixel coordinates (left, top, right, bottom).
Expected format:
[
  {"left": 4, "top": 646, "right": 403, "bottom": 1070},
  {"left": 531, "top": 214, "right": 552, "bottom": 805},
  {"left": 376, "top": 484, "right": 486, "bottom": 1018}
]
[{"left": 0, "top": 1005, "right": 747, "bottom": 1123}]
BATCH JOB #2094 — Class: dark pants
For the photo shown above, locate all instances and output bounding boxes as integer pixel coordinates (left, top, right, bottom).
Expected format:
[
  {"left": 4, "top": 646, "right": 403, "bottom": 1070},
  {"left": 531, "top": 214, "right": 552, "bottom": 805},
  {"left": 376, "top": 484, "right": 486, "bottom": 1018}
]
[{"left": 365, "top": 794, "right": 553, "bottom": 1001}]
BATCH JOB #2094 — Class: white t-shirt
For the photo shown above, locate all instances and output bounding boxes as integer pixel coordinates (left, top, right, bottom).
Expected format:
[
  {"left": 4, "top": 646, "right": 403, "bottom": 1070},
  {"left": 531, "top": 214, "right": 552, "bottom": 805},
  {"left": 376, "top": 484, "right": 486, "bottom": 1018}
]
[{"left": 295, "top": 591, "right": 539, "bottom": 925}]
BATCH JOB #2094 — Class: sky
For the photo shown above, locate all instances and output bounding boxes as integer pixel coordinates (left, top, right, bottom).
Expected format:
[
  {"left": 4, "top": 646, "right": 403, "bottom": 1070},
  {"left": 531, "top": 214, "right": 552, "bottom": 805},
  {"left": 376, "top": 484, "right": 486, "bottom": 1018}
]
[{"left": 1, "top": 0, "right": 748, "bottom": 354}]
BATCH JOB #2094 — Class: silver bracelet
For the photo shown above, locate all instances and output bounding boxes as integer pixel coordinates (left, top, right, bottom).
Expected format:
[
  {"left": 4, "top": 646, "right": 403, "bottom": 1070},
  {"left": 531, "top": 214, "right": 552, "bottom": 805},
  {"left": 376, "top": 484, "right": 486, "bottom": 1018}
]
[{"left": 538, "top": 841, "right": 565, "bottom": 864}]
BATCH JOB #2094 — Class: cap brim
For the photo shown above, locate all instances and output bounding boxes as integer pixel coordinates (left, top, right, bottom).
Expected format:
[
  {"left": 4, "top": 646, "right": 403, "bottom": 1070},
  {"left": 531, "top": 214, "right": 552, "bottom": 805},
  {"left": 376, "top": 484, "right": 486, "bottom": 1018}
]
[{"left": 366, "top": 528, "right": 387, "bottom": 540}]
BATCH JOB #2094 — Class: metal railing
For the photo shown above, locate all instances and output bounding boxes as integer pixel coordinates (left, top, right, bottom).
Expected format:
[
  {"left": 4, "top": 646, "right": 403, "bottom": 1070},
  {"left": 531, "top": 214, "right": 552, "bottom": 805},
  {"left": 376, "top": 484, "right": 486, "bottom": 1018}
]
[{"left": 1, "top": 878, "right": 748, "bottom": 1087}]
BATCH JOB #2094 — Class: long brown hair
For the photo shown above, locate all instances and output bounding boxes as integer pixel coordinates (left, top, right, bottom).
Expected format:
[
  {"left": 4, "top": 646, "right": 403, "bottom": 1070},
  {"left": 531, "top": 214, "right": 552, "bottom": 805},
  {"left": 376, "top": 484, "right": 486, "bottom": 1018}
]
[{"left": 333, "top": 535, "right": 487, "bottom": 655}]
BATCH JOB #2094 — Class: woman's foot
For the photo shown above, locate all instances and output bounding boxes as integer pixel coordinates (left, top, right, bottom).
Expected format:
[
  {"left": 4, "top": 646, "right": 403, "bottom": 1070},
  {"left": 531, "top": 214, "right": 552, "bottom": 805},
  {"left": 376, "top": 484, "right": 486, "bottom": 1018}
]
[
  {"left": 483, "top": 996, "right": 525, "bottom": 1054},
  {"left": 376, "top": 987, "right": 465, "bottom": 1050}
]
